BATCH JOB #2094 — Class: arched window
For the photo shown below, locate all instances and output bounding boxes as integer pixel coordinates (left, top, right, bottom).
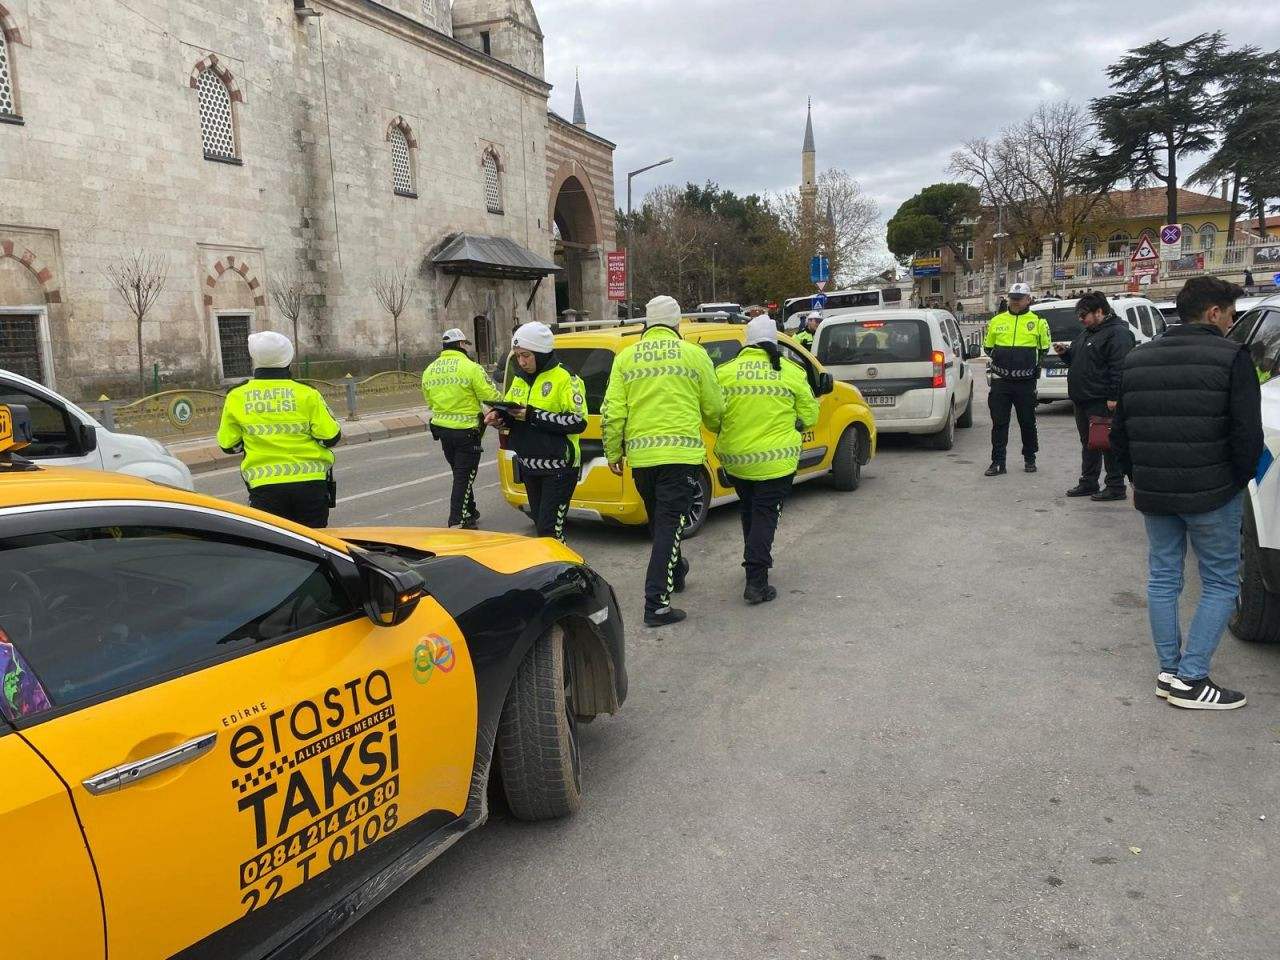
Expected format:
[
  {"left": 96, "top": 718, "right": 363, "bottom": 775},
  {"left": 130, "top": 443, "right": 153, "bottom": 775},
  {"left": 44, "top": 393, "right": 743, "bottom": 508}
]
[
  {"left": 1199, "top": 222, "right": 1218, "bottom": 252},
  {"left": 1181, "top": 223, "right": 1195, "bottom": 254},
  {"left": 0, "top": 26, "right": 19, "bottom": 119},
  {"left": 388, "top": 119, "right": 416, "bottom": 197},
  {"left": 195, "top": 68, "right": 238, "bottom": 160},
  {"left": 482, "top": 149, "right": 503, "bottom": 214},
  {"left": 1107, "top": 231, "right": 1130, "bottom": 257},
  {"left": 1082, "top": 235, "right": 1098, "bottom": 259}
]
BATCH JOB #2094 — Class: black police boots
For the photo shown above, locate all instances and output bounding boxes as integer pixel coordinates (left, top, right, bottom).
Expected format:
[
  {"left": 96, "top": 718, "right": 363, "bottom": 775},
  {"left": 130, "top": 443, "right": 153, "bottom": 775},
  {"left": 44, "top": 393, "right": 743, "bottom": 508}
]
[
  {"left": 984, "top": 462, "right": 1007, "bottom": 477},
  {"left": 744, "top": 573, "right": 777, "bottom": 605}
]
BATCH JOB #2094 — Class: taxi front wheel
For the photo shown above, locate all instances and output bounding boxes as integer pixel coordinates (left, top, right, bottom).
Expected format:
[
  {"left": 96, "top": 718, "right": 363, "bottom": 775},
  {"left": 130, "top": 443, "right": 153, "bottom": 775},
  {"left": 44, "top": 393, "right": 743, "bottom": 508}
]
[{"left": 496, "top": 624, "right": 584, "bottom": 819}]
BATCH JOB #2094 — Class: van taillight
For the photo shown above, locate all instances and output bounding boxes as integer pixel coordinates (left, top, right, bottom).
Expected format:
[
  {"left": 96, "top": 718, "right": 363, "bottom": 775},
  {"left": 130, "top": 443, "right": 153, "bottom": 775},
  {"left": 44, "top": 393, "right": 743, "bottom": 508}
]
[{"left": 932, "top": 350, "right": 946, "bottom": 388}]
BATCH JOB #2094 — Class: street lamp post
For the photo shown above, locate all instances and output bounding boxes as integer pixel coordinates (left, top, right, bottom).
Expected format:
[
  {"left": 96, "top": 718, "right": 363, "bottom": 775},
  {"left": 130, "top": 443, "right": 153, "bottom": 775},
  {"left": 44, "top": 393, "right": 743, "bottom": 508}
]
[
  {"left": 992, "top": 204, "right": 1009, "bottom": 312},
  {"left": 712, "top": 242, "right": 718, "bottom": 301},
  {"left": 626, "top": 157, "right": 674, "bottom": 319}
]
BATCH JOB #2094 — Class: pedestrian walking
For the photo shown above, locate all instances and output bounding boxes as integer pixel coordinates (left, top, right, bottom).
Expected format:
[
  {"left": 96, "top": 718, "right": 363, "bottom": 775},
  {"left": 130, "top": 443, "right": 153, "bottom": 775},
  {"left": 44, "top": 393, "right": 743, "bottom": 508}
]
[
  {"left": 1111, "top": 276, "right": 1263, "bottom": 710},
  {"left": 795, "top": 310, "right": 821, "bottom": 350},
  {"left": 421, "top": 327, "right": 501, "bottom": 529},
  {"left": 955, "top": 301, "right": 966, "bottom": 322},
  {"left": 715, "top": 316, "right": 819, "bottom": 604},
  {"left": 484, "top": 322, "right": 587, "bottom": 542},
  {"left": 1054, "top": 292, "right": 1135, "bottom": 501},
  {"left": 983, "top": 282, "right": 1051, "bottom": 476},
  {"left": 602, "top": 295, "right": 724, "bottom": 627},
  {"left": 217, "top": 331, "right": 342, "bottom": 528}
]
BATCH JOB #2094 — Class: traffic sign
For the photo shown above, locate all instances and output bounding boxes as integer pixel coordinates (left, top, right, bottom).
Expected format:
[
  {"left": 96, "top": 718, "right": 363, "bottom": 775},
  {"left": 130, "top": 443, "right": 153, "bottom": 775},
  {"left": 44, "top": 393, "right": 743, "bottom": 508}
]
[
  {"left": 1273, "top": 272, "right": 1280, "bottom": 287},
  {"left": 812, "top": 293, "right": 828, "bottom": 311},
  {"left": 810, "top": 255, "right": 830, "bottom": 287},
  {"left": 1160, "top": 224, "right": 1182, "bottom": 261},
  {"left": 1131, "top": 236, "right": 1159, "bottom": 262}
]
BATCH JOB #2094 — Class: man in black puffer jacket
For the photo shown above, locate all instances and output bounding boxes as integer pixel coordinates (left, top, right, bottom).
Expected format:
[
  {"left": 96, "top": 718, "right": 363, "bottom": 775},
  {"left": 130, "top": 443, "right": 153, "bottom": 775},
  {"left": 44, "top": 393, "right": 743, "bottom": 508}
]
[
  {"left": 1053, "top": 292, "right": 1134, "bottom": 501},
  {"left": 1111, "top": 276, "right": 1263, "bottom": 711}
]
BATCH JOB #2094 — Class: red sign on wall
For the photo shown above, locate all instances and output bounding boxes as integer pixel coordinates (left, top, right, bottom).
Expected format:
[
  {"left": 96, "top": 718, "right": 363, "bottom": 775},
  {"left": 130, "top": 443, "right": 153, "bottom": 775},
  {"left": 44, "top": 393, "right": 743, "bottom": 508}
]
[{"left": 607, "top": 252, "right": 627, "bottom": 301}]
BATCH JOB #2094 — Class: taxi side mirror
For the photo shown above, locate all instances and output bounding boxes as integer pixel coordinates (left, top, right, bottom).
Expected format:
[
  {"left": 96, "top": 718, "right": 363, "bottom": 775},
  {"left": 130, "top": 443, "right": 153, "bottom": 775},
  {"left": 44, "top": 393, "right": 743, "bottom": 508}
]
[
  {"left": 965, "top": 343, "right": 981, "bottom": 360},
  {"left": 351, "top": 549, "right": 426, "bottom": 627},
  {"left": 817, "top": 372, "right": 835, "bottom": 396}
]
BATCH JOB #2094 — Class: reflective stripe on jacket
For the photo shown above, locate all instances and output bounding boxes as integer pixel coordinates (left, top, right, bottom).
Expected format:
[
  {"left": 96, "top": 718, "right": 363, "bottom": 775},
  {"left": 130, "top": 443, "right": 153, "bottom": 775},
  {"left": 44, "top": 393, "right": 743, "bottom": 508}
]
[
  {"left": 715, "top": 347, "right": 820, "bottom": 481},
  {"left": 601, "top": 326, "right": 723, "bottom": 467},
  {"left": 422, "top": 350, "right": 501, "bottom": 430},
  {"left": 217, "top": 377, "right": 341, "bottom": 489},
  {"left": 984, "top": 310, "right": 1051, "bottom": 379},
  {"left": 504, "top": 363, "right": 588, "bottom": 475}
]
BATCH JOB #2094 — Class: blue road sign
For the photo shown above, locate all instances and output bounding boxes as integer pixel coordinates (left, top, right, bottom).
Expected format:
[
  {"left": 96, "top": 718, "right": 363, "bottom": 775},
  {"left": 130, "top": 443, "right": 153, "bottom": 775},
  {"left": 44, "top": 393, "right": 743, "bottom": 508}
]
[
  {"left": 1273, "top": 273, "right": 1280, "bottom": 287},
  {"left": 812, "top": 293, "right": 828, "bottom": 311},
  {"left": 810, "top": 255, "right": 830, "bottom": 285}
]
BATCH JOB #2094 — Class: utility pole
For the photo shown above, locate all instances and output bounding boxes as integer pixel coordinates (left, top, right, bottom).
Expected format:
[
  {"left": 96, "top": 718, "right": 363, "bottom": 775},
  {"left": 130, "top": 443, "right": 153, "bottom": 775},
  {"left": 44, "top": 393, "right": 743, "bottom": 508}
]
[
  {"left": 625, "top": 157, "right": 674, "bottom": 320},
  {"left": 712, "top": 242, "right": 718, "bottom": 301}
]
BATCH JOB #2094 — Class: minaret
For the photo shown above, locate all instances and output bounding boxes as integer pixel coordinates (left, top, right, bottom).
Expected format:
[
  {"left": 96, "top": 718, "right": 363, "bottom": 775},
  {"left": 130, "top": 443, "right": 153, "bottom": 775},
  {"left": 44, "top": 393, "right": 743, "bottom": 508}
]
[
  {"left": 573, "top": 69, "right": 587, "bottom": 129},
  {"left": 801, "top": 99, "right": 817, "bottom": 221}
]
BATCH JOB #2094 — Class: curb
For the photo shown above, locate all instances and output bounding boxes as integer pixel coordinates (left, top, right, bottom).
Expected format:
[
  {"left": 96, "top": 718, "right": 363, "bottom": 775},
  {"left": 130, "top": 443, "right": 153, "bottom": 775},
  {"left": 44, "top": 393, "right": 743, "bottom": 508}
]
[{"left": 175, "top": 409, "right": 433, "bottom": 476}]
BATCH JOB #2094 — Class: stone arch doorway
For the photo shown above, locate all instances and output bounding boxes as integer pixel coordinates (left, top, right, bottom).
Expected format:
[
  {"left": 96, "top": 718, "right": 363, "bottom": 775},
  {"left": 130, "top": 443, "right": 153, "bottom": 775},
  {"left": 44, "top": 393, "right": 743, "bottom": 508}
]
[
  {"left": 549, "top": 161, "right": 604, "bottom": 323},
  {"left": 202, "top": 254, "right": 267, "bottom": 382}
]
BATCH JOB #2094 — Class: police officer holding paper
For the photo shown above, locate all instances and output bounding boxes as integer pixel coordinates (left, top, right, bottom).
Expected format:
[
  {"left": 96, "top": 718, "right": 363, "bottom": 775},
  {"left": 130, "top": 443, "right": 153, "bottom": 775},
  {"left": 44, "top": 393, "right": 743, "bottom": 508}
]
[
  {"left": 715, "top": 316, "right": 819, "bottom": 604},
  {"left": 603, "top": 295, "right": 723, "bottom": 627},
  {"left": 421, "top": 327, "right": 501, "bottom": 529},
  {"left": 983, "top": 282, "right": 1051, "bottom": 476},
  {"left": 217, "top": 331, "right": 342, "bottom": 527}
]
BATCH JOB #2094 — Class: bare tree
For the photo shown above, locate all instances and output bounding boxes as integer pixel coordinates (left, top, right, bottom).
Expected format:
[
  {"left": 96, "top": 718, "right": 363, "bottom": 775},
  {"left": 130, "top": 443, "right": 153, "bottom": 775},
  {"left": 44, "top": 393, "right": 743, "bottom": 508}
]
[
  {"left": 269, "top": 267, "right": 306, "bottom": 347},
  {"left": 372, "top": 263, "right": 414, "bottom": 359},
  {"left": 775, "top": 169, "right": 881, "bottom": 283},
  {"left": 950, "top": 102, "right": 1113, "bottom": 259},
  {"left": 104, "top": 251, "right": 168, "bottom": 393}
]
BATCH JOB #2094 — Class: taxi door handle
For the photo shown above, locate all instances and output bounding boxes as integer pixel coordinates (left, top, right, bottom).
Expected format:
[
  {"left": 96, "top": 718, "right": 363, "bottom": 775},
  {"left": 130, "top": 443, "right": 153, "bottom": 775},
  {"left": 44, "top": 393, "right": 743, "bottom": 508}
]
[{"left": 82, "top": 732, "right": 218, "bottom": 796}]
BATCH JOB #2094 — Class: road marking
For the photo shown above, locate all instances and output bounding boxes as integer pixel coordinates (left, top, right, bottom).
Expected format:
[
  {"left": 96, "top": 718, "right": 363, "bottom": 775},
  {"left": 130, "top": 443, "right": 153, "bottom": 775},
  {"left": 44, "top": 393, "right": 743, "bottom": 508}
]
[
  {"left": 374, "top": 496, "right": 445, "bottom": 520},
  {"left": 336, "top": 460, "right": 498, "bottom": 504},
  {"left": 192, "top": 431, "right": 434, "bottom": 481}
]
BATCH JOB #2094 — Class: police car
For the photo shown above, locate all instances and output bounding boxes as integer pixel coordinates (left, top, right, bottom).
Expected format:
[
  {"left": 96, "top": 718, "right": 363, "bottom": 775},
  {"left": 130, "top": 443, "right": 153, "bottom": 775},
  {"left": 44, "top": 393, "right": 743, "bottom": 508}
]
[
  {"left": 497, "top": 321, "right": 877, "bottom": 536},
  {"left": 0, "top": 404, "right": 626, "bottom": 960}
]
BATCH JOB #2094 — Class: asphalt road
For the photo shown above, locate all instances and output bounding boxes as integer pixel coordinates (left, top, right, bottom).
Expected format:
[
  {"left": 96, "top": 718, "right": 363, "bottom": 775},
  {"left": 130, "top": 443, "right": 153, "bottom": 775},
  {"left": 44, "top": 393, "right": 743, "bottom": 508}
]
[{"left": 199, "top": 383, "right": 1280, "bottom": 960}]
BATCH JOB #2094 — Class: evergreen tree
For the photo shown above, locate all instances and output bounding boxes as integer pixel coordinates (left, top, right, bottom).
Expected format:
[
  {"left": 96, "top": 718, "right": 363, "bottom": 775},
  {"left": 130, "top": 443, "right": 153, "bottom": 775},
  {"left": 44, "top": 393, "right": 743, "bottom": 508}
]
[
  {"left": 886, "top": 183, "right": 981, "bottom": 269},
  {"left": 1082, "top": 33, "right": 1226, "bottom": 225}
]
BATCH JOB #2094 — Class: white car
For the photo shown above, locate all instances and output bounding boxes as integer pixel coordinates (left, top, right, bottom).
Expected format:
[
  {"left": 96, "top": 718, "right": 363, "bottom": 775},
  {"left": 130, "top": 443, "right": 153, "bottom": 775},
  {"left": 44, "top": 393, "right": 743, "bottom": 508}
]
[
  {"left": 1228, "top": 293, "right": 1280, "bottom": 641},
  {"left": 812, "top": 308, "right": 977, "bottom": 450},
  {"left": 1035, "top": 296, "right": 1167, "bottom": 402},
  {"left": 0, "top": 368, "right": 194, "bottom": 489}
]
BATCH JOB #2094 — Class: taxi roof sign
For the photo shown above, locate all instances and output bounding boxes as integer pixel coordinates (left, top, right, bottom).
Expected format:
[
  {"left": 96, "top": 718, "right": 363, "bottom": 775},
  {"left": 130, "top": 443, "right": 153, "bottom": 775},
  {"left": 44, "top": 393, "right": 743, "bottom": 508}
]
[{"left": 0, "top": 403, "right": 34, "bottom": 455}]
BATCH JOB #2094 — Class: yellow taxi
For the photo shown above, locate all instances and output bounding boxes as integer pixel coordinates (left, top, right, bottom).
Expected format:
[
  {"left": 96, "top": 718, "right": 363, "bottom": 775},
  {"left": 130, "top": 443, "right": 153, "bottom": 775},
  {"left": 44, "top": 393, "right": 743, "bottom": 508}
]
[
  {"left": 0, "top": 404, "right": 625, "bottom": 960},
  {"left": 498, "top": 320, "right": 877, "bottom": 535}
]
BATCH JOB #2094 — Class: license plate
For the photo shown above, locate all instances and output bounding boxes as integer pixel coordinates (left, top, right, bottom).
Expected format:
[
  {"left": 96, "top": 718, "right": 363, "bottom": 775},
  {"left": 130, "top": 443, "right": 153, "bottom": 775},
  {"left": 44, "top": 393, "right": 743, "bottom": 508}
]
[
  {"left": 866, "top": 395, "right": 896, "bottom": 406},
  {"left": 1046, "top": 368, "right": 1068, "bottom": 377}
]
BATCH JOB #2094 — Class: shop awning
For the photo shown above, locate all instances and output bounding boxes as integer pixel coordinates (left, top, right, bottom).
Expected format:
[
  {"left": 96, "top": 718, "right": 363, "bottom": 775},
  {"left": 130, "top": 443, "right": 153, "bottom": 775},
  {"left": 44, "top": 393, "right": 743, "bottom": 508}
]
[{"left": 431, "top": 233, "right": 561, "bottom": 281}]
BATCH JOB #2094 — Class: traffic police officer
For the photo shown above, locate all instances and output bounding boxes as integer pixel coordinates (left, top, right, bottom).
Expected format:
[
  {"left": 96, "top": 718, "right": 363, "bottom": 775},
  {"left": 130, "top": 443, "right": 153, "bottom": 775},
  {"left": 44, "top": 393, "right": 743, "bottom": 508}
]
[
  {"left": 716, "top": 316, "right": 820, "bottom": 604},
  {"left": 795, "top": 311, "right": 821, "bottom": 350},
  {"left": 602, "top": 295, "right": 724, "bottom": 627},
  {"left": 217, "top": 331, "right": 342, "bottom": 527},
  {"left": 422, "top": 327, "right": 501, "bottom": 529},
  {"left": 983, "top": 282, "right": 1050, "bottom": 475},
  {"left": 485, "top": 322, "right": 587, "bottom": 542}
]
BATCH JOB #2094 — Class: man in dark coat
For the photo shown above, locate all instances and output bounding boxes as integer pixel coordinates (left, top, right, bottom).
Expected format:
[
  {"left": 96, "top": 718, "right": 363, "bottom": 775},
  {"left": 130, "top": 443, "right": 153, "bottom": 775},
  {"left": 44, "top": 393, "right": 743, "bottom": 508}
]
[
  {"left": 1054, "top": 292, "right": 1135, "bottom": 501},
  {"left": 1111, "top": 276, "right": 1263, "bottom": 711}
]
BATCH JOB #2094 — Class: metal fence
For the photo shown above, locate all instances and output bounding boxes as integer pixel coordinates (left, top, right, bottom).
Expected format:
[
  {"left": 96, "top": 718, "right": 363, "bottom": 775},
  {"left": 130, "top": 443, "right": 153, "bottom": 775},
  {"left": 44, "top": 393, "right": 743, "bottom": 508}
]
[{"left": 83, "top": 370, "right": 427, "bottom": 443}]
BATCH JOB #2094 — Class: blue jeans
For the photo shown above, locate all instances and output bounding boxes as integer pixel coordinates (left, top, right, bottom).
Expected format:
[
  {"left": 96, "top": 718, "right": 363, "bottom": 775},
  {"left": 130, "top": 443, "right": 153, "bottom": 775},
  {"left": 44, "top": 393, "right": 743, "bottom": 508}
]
[{"left": 1143, "top": 492, "right": 1244, "bottom": 681}]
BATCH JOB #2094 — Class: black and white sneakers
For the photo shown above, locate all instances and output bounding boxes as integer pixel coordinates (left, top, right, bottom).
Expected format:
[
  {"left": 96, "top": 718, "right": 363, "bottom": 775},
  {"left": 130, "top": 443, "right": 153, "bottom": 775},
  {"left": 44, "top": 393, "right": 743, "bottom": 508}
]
[
  {"left": 1166, "top": 676, "right": 1247, "bottom": 710},
  {"left": 1156, "top": 672, "right": 1175, "bottom": 699}
]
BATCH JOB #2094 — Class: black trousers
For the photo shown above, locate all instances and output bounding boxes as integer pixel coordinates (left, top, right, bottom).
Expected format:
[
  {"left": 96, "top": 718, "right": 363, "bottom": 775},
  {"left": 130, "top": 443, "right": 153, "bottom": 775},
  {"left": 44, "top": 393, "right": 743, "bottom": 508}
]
[
  {"left": 249, "top": 479, "right": 330, "bottom": 529},
  {"left": 633, "top": 464, "right": 699, "bottom": 614},
  {"left": 524, "top": 469, "right": 577, "bottom": 542},
  {"left": 989, "top": 378, "right": 1039, "bottom": 464},
  {"left": 732, "top": 473, "right": 794, "bottom": 579},
  {"left": 437, "top": 427, "right": 483, "bottom": 527},
  {"left": 1073, "top": 400, "right": 1125, "bottom": 491}
]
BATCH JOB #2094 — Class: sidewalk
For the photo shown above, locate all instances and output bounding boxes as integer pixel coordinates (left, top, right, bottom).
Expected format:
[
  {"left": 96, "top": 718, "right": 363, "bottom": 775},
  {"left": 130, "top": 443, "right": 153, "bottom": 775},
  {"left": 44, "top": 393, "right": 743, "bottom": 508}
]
[{"left": 171, "top": 405, "right": 433, "bottom": 475}]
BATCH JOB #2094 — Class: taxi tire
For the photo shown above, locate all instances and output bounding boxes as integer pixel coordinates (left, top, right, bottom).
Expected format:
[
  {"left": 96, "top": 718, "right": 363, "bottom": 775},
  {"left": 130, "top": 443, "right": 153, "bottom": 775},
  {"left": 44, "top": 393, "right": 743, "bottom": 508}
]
[
  {"left": 683, "top": 469, "right": 713, "bottom": 539},
  {"left": 496, "top": 624, "right": 584, "bottom": 820},
  {"left": 1231, "top": 510, "right": 1280, "bottom": 643},
  {"left": 831, "top": 427, "right": 861, "bottom": 491}
]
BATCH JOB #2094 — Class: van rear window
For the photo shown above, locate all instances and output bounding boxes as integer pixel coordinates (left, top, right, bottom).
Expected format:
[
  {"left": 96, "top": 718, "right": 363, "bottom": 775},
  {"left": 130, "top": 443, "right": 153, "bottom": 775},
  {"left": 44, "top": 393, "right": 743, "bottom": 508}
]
[
  {"left": 817, "top": 319, "right": 930, "bottom": 364},
  {"left": 1036, "top": 307, "right": 1084, "bottom": 343}
]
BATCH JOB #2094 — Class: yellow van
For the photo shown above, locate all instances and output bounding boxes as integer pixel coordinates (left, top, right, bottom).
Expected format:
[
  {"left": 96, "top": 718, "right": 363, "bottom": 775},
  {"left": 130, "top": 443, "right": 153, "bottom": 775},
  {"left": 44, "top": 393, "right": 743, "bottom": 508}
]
[{"left": 498, "top": 321, "right": 877, "bottom": 535}]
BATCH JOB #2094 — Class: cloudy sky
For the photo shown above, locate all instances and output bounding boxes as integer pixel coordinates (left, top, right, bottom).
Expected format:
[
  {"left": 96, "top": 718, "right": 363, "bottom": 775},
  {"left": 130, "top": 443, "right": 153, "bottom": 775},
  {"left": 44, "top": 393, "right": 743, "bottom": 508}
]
[{"left": 535, "top": 0, "right": 1280, "bottom": 259}]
